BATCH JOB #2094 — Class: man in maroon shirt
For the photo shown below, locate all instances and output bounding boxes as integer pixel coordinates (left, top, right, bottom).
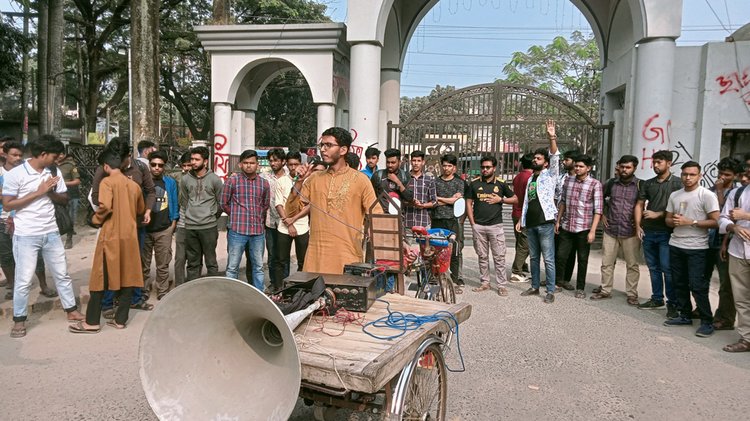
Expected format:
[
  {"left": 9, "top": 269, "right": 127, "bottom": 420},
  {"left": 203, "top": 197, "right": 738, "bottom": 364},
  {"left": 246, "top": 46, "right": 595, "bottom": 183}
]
[{"left": 510, "top": 153, "right": 533, "bottom": 282}]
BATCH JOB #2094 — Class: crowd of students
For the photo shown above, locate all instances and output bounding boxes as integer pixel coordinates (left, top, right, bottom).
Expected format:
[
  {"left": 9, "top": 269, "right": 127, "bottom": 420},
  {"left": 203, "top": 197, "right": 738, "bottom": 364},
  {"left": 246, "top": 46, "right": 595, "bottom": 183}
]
[{"left": 1, "top": 123, "right": 749, "bottom": 353}]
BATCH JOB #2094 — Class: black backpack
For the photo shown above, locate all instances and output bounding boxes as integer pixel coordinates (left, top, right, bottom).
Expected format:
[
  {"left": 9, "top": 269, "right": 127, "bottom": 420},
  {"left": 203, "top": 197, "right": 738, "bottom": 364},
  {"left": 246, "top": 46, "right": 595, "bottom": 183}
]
[{"left": 49, "top": 166, "right": 74, "bottom": 235}]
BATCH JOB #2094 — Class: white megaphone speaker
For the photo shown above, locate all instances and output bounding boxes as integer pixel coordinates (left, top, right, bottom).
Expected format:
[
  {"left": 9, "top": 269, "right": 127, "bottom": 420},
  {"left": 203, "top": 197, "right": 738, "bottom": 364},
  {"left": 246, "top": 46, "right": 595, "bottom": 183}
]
[{"left": 139, "top": 277, "right": 324, "bottom": 421}]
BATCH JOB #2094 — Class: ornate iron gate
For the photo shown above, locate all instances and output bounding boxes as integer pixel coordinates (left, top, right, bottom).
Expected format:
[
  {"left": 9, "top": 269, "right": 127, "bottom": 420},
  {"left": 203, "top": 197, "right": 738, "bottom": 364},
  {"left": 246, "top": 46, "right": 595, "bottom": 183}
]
[{"left": 387, "top": 83, "right": 613, "bottom": 180}]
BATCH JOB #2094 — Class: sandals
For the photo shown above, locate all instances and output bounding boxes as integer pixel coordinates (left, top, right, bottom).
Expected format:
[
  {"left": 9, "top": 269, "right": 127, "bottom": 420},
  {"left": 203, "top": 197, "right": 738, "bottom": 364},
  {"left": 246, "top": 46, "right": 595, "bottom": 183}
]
[
  {"left": 454, "top": 286, "right": 464, "bottom": 295},
  {"left": 102, "top": 308, "right": 116, "bottom": 319},
  {"left": 130, "top": 301, "right": 154, "bottom": 311},
  {"left": 10, "top": 325, "right": 26, "bottom": 338},
  {"left": 106, "top": 320, "right": 127, "bottom": 330},
  {"left": 472, "top": 283, "right": 491, "bottom": 292},
  {"left": 626, "top": 296, "right": 639, "bottom": 306},
  {"left": 574, "top": 290, "right": 586, "bottom": 299},
  {"left": 68, "top": 321, "right": 101, "bottom": 334},
  {"left": 497, "top": 287, "right": 509, "bottom": 297},
  {"left": 590, "top": 292, "right": 611, "bottom": 300},
  {"left": 723, "top": 339, "right": 750, "bottom": 353}
]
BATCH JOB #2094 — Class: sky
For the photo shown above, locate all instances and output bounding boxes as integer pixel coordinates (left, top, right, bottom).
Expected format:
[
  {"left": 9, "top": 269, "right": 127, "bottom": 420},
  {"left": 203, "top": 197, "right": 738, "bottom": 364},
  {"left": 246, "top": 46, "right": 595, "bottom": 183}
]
[{"left": 2, "top": 0, "right": 749, "bottom": 98}]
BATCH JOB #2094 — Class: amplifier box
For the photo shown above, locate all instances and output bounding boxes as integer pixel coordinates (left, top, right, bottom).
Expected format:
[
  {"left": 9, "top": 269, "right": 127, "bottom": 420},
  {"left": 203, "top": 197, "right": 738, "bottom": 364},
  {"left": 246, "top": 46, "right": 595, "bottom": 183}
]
[{"left": 283, "top": 271, "right": 385, "bottom": 312}]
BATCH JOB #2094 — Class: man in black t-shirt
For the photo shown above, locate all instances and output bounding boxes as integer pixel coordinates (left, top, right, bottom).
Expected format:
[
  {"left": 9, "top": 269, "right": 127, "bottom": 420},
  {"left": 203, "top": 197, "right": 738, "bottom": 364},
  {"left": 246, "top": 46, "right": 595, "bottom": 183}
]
[
  {"left": 142, "top": 151, "right": 179, "bottom": 300},
  {"left": 466, "top": 156, "right": 517, "bottom": 296},
  {"left": 433, "top": 154, "right": 467, "bottom": 291}
]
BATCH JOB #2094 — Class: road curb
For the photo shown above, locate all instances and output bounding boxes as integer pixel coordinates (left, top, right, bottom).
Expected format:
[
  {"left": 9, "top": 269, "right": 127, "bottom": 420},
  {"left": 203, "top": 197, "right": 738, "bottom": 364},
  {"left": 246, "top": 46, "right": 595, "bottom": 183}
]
[{"left": 0, "top": 294, "right": 90, "bottom": 319}]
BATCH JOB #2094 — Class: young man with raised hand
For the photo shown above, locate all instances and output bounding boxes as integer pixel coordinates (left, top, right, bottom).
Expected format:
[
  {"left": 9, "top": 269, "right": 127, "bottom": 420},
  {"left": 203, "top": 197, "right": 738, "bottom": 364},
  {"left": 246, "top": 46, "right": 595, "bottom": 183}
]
[
  {"left": 516, "top": 120, "right": 560, "bottom": 304},
  {"left": 2, "top": 138, "right": 85, "bottom": 338}
]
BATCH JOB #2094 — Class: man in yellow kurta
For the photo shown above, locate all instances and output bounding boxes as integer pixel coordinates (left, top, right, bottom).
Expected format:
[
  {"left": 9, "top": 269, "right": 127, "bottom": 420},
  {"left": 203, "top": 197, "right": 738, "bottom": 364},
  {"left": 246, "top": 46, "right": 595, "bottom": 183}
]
[
  {"left": 70, "top": 150, "right": 145, "bottom": 333},
  {"left": 286, "top": 127, "right": 380, "bottom": 274}
]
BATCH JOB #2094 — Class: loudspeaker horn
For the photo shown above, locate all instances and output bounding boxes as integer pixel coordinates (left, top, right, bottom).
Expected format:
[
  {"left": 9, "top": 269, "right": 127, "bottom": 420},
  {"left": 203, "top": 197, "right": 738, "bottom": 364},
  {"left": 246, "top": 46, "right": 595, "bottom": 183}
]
[{"left": 139, "top": 277, "right": 311, "bottom": 421}]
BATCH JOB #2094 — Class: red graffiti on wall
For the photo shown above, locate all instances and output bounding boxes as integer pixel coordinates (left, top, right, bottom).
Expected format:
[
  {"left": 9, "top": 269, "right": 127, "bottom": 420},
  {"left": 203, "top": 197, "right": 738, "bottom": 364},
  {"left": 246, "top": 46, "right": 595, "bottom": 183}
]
[
  {"left": 213, "top": 133, "right": 229, "bottom": 180},
  {"left": 641, "top": 113, "right": 672, "bottom": 145},
  {"left": 716, "top": 68, "right": 750, "bottom": 105}
]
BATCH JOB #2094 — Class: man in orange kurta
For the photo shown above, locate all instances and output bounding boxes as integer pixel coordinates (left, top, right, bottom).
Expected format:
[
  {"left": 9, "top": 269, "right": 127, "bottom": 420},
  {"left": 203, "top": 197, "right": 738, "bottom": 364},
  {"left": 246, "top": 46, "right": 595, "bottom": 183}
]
[
  {"left": 70, "top": 151, "right": 145, "bottom": 333},
  {"left": 286, "top": 127, "right": 379, "bottom": 274}
]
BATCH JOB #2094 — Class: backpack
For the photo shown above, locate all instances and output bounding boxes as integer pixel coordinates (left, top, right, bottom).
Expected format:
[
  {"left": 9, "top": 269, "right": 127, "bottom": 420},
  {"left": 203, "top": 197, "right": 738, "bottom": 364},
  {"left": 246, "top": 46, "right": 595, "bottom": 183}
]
[
  {"left": 734, "top": 185, "right": 748, "bottom": 208},
  {"left": 49, "top": 166, "right": 74, "bottom": 235}
]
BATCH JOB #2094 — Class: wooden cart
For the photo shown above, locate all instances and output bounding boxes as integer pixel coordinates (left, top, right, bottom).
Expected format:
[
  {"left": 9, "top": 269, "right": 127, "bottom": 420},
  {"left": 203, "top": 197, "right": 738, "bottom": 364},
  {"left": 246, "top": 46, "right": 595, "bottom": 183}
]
[{"left": 294, "top": 294, "right": 472, "bottom": 420}]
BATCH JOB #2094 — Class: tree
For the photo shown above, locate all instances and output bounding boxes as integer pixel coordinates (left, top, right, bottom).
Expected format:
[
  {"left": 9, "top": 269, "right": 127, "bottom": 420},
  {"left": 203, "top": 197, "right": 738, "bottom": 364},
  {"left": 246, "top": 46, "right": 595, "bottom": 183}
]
[
  {"left": 131, "top": 0, "right": 161, "bottom": 143},
  {"left": 499, "top": 31, "right": 600, "bottom": 117},
  {"left": 400, "top": 85, "right": 456, "bottom": 123},
  {"left": 0, "top": 13, "right": 31, "bottom": 93},
  {"left": 255, "top": 71, "right": 317, "bottom": 149}
]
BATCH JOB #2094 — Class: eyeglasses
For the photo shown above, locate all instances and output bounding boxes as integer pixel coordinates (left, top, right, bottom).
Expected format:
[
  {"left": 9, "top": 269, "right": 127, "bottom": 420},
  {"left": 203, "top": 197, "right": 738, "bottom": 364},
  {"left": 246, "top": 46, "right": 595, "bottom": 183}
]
[
  {"left": 317, "top": 142, "right": 339, "bottom": 150},
  {"left": 150, "top": 163, "right": 165, "bottom": 168},
  {"left": 480, "top": 166, "right": 494, "bottom": 170}
]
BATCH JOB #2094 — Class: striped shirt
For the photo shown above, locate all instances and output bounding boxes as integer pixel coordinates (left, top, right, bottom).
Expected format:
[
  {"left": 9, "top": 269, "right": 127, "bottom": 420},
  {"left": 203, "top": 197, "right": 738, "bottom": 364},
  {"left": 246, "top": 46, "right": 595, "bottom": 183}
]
[
  {"left": 559, "top": 175, "right": 603, "bottom": 233},
  {"left": 404, "top": 172, "right": 437, "bottom": 228},
  {"left": 221, "top": 172, "right": 270, "bottom": 236}
]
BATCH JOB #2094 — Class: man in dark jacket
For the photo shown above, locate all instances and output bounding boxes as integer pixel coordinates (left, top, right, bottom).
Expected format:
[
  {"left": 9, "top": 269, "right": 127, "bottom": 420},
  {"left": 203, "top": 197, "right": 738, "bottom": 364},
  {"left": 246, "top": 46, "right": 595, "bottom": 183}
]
[{"left": 371, "top": 148, "right": 413, "bottom": 213}]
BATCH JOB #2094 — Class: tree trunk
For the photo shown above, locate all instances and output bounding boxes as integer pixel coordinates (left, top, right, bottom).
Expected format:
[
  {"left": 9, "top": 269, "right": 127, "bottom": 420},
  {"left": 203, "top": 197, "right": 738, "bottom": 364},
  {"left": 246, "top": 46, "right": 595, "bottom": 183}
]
[
  {"left": 131, "top": 0, "right": 161, "bottom": 145},
  {"left": 37, "top": 0, "right": 49, "bottom": 134},
  {"left": 47, "top": 0, "right": 65, "bottom": 137},
  {"left": 212, "top": 0, "right": 231, "bottom": 24}
]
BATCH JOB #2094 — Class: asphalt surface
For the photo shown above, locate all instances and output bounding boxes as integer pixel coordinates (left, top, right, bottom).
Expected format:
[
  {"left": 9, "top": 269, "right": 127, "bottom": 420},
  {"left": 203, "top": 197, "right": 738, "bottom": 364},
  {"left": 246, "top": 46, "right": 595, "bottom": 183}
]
[{"left": 1, "top": 224, "right": 749, "bottom": 420}]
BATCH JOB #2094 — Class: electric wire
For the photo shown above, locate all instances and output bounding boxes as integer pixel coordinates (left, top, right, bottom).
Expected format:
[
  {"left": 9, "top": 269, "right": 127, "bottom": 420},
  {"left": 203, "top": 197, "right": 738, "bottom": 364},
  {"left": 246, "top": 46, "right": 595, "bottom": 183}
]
[{"left": 362, "top": 299, "right": 466, "bottom": 373}]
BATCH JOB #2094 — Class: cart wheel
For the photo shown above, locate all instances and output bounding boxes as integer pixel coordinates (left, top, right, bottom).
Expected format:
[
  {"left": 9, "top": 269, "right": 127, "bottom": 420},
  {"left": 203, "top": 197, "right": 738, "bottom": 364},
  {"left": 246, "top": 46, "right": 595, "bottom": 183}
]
[
  {"left": 390, "top": 336, "right": 448, "bottom": 421},
  {"left": 437, "top": 273, "right": 456, "bottom": 305},
  {"left": 415, "top": 268, "right": 431, "bottom": 301}
]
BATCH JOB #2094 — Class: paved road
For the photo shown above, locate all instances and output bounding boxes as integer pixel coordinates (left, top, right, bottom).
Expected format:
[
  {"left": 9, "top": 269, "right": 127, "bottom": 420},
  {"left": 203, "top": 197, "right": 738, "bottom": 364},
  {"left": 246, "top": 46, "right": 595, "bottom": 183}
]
[{"left": 1, "top": 226, "right": 748, "bottom": 420}]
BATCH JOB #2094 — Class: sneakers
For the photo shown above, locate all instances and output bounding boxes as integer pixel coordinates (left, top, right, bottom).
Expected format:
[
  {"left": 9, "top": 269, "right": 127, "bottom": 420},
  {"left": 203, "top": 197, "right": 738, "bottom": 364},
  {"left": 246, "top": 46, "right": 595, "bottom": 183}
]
[
  {"left": 666, "top": 303, "right": 678, "bottom": 319},
  {"left": 558, "top": 281, "right": 574, "bottom": 291},
  {"left": 520, "top": 288, "right": 540, "bottom": 296},
  {"left": 544, "top": 293, "right": 555, "bottom": 303},
  {"left": 695, "top": 323, "right": 714, "bottom": 337},
  {"left": 509, "top": 273, "right": 528, "bottom": 283},
  {"left": 638, "top": 299, "right": 665, "bottom": 310},
  {"left": 663, "top": 316, "right": 693, "bottom": 326}
]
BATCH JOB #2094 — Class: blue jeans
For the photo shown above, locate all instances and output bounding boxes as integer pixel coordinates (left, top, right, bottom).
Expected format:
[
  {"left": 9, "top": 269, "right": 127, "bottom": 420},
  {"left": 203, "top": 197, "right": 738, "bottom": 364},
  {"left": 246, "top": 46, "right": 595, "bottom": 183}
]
[
  {"left": 642, "top": 230, "right": 675, "bottom": 304},
  {"left": 526, "top": 222, "right": 556, "bottom": 293},
  {"left": 12, "top": 232, "right": 77, "bottom": 321},
  {"left": 227, "top": 229, "right": 265, "bottom": 290},
  {"left": 102, "top": 227, "right": 145, "bottom": 309},
  {"left": 67, "top": 198, "right": 80, "bottom": 228}
]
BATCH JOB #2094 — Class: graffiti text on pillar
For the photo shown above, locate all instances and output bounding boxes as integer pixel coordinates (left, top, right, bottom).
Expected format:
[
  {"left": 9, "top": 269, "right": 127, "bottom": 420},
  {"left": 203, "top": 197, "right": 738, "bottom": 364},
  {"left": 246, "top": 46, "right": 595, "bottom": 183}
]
[{"left": 213, "top": 133, "right": 229, "bottom": 181}]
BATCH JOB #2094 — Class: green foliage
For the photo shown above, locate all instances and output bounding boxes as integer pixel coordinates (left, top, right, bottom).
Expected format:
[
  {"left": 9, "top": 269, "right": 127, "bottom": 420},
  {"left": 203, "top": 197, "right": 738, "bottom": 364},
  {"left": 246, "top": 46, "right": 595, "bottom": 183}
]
[
  {"left": 0, "top": 13, "right": 32, "bottom": 93},
  {"left": 255, "top": 71, "right": 317, "bottom": 149},
  {"left": 400, "top": 85, "right": 457, "bottom": 123},
  {"left": 233, "top": 0, "right": 329, "bottom": 23},
  {"left": 498, "top": 30, "right": 600, "bottom": 117}
]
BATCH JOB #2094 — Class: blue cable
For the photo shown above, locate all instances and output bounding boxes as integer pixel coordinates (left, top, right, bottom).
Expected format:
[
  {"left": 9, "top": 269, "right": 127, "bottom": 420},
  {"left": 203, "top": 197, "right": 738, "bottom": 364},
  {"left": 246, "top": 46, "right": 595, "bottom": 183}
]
[{"left": 362, "top": 299, "right": 466, "bottom": 372}]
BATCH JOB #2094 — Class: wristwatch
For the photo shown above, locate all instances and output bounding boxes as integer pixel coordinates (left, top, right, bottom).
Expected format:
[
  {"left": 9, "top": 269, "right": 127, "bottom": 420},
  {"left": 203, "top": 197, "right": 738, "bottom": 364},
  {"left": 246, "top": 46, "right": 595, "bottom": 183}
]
[{"left": 691, "top": 220, "right": 698, "bottom": 227}]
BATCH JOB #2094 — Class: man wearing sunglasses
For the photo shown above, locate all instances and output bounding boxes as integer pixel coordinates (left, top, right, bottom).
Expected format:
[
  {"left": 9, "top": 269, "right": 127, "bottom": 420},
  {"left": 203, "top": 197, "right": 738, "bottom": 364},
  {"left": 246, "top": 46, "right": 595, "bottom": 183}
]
[{"left": 141, "top": 151, "right": 179, "bottom": 300}]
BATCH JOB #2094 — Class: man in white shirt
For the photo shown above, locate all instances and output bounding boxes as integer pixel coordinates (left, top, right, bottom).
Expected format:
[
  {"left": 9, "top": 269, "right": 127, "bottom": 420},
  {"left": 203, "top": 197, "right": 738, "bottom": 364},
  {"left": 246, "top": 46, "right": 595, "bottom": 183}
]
[
  {"left": 663, "top": 161, "right": 720, "bottom": 338},
  {"left": 273, "top": 151, "right": 311, "bottom": 291},
  {"left": 719, "top": 173, "right": 750, "bottom": 352},
  {"left": 2, "top": 138, "right": 85, "bottom": 338}
]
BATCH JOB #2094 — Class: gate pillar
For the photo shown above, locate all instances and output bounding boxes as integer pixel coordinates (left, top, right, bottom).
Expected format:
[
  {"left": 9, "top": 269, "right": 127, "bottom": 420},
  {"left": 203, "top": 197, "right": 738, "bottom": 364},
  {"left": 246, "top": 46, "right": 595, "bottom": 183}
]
[
  {"left": 240, "top": 109, "right": 256, "bottom": 151},
  {"left": 630, "top": 38, "right": 676, "bottom": 178},
  {"left": 213, "top": 102, "right": 232, "bottom": 180},
  {"left": 316, "top": 103, "right": 337, "bottom": 140},
  {"left": 349, "top": 42, "right": 382, "bottom": 159}
]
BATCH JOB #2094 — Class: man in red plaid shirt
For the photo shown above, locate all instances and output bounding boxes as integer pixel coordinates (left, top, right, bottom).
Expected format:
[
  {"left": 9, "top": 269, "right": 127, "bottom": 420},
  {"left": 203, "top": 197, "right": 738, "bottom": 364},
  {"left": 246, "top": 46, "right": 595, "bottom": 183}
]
[
  {"left": 221, "top": 150, "right": 270, "bottom": 290},
  {"left": 555, "top": 154, "right": 603, "bottom": 298}
]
